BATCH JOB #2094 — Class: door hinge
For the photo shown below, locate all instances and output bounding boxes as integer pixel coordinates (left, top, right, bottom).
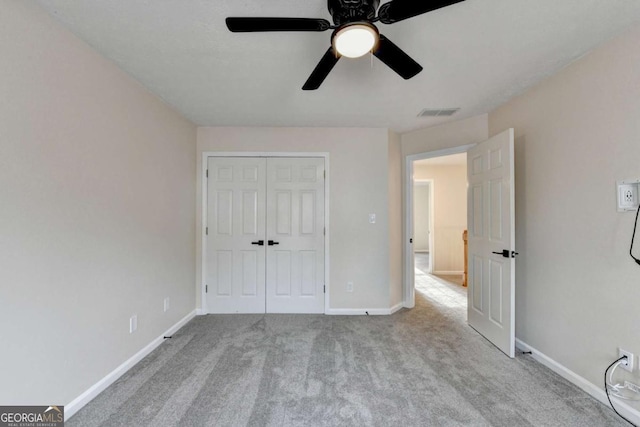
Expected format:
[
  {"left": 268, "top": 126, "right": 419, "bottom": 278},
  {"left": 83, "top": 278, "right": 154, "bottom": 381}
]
[
  {"left": 206, "top": 227, "right": 208, "bottom": 235},
  {"left": 206, "top": 169, "right": 209, "bottom": 178},
  {"left": 323, "top": 170, "right": 326, "bottom": 179},
  {"left": 205, "top": 285, "right": 208, "bottom": 293},
  {"left": 323, "top": 285, "right": 326, "bottom": 293},
  {"left": 323, "top": 227, "right": 326, "bottom": 236}
]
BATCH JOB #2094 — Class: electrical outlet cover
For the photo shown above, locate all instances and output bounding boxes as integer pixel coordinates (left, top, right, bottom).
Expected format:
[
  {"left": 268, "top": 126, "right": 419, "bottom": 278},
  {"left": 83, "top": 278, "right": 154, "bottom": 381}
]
[
  {"left": 617, "top": 181, "right": 640, "bottom": 212},
  {"left": 619, "top": 348, "right": 634, "bottom": 372}
]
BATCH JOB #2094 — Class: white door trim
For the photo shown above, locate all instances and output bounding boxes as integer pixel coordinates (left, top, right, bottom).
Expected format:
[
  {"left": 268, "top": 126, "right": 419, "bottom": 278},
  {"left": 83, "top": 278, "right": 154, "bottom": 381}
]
[
  {"left": 201, "top": 152, "right": 330, "bottom": 314},
  {"left": 403, "top": 144, "right": 476, "bottom": 308}
]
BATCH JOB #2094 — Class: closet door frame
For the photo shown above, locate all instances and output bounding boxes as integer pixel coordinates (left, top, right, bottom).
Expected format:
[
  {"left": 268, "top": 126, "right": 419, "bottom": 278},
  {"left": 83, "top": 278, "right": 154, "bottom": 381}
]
[{"left": 201, "top": 152, "right": 330, "bottom": 314}]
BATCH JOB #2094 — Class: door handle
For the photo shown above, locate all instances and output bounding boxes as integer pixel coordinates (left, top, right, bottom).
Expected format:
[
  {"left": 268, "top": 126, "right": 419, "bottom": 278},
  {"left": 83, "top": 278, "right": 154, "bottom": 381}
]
[
  {"left": 268, "top": 240, "right": 279, "bottom": 246},
  {"left": 492, "top": 249, "right": 519, "bottom": 258},
  {"left": 251, "top": 240, "right": 264, "bottom": 246}
]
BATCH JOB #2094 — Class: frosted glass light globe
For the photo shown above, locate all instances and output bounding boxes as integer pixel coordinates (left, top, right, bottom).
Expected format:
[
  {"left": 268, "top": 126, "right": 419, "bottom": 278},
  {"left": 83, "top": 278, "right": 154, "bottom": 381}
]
[{"left": 333, "top": 24, "right": 378, "bottom": 58}]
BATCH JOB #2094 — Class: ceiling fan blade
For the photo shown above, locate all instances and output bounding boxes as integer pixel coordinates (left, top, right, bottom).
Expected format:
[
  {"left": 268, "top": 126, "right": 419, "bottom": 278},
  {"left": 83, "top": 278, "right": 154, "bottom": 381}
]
[
  {"left": 378, "top": 0, "right": 465, "bottom": 24},
  {"left": 226, "top": 17, "right": 331, "bottom": 32},
  {"left": 373, "top": 35, "right": 423, "bottom": 79},
  {"left": 302, "top": 47, "right": 341, "bottom": 90}
]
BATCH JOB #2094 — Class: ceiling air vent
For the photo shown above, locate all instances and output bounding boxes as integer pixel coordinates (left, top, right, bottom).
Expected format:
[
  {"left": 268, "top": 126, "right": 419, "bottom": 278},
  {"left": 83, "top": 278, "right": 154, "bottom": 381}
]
[{"left": 418, "top": 108, "right": 460, "bottom": 117}]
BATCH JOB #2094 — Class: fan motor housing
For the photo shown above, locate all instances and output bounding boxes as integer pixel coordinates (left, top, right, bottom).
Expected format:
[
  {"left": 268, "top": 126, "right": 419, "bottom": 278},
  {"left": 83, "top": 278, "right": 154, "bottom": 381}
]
[{"left": 328, "top": 0, "right": 380, "bottom": 25}]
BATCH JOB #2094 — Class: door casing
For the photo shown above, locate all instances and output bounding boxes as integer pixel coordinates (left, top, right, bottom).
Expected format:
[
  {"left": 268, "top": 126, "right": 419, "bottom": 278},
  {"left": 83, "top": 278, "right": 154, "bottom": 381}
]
[{"left": 201, "top": 152, "right": 330, "bottom": 314}]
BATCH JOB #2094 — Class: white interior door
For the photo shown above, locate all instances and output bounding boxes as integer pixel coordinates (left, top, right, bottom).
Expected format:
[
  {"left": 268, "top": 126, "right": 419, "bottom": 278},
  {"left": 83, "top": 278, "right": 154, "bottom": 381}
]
[
  {"left": 206, "top": 157, "right": 266, "bottom": 314},
  {"left": 467, "top": 129, "right": 516, "bottom": 358},
  {"left": 265, "top": 158, "right": 325, "bottom": 313},
  {"left": 205, "top": 156, "right": 325, "bottom": 314}
]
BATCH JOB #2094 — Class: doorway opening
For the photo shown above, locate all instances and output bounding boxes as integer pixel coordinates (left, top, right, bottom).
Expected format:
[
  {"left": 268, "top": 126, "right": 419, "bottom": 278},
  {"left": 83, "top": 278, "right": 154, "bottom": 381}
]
[
  {"left": 404, "top": 131, "right": 516, "bottom": 357},
  {"left": 404, "top": 144, "right": 474, "bottom": 309},
  {"left": 412, "top": 153, "right": 468, "bottom": 310}
]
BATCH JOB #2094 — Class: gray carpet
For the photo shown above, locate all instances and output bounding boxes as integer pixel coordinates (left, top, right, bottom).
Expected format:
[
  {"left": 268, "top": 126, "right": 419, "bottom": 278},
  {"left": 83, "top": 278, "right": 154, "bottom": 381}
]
[{"left": 68, "top": 272, "right": 625, "bottom": 426}]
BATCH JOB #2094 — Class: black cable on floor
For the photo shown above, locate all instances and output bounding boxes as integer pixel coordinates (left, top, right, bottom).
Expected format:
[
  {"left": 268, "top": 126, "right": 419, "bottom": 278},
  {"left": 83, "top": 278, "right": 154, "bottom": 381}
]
[{"left": 604, "top": 356, "right": 637, "bottom": 426}]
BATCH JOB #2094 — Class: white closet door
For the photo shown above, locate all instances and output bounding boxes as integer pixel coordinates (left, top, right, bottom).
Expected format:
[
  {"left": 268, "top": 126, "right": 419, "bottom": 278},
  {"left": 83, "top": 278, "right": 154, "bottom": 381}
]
[
  {"left": 206, "top": 157, "right": 266, "bottom": 314},
  {"left": 265, "top": 158, "right": 325, "bottom": 313}
]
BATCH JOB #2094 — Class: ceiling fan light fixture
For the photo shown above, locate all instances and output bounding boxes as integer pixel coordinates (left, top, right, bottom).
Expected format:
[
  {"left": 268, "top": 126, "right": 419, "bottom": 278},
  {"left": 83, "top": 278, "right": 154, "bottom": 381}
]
[{"left": 332, "top": 23, "right": 379, "bottom": 58}]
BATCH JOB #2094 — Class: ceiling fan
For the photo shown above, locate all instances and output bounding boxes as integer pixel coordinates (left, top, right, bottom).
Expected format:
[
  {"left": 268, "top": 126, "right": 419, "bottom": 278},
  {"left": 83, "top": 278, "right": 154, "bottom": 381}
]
[{"left": 226, "top": 0, "right": 465, "bottom": 90}]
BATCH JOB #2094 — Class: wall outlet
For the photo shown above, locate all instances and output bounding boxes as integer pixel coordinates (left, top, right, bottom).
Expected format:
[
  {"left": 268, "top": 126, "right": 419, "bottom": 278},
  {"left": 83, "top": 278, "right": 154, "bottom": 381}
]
[
  {"left": 369, "top": 213, "right": 376, "bottom": 224},
  {"left": 619, "top": 348, "right": 634, "bottom": 372},
  {"left": 129, "top": 315, "right": 138, "bottom": 334},
  {"left": 624, "top": 189, "right": 634, "bottom": 203},
  {"left": 164, "top": 297, "right": 170, "bottom": 313},
  {"left": 617, "top": 181, "right": 640, "bottom": 212},
  {"left": 346, "top": 281, "right": 354, "bottom": 292}
]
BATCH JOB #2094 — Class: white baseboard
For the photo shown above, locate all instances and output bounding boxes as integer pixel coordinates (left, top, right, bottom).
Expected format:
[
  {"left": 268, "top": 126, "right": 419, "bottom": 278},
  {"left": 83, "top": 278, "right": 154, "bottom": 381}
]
[
  {"left": 65, "top": 310, "right": 196, "bottom": 421},
  {"left": 200, "top": 306, "right": 403, "bottom": 316},
  {"left": 389, "top": 302, "right": 403, "bottom": 314},
  {"left": 432, "top": 270, "right": 463, "bottom": 276},
  {"left": 325, "top": 304, "right": 403, "bottom": 316},
  {"left": 515, "top": 338, "right": 640, "bottom": 425}
]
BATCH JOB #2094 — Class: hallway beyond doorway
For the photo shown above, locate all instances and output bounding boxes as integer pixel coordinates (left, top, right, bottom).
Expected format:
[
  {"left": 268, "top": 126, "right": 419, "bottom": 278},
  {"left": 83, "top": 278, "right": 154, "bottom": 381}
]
[{"left": 414, "top": 252, "right": 466, "bottom": 312}]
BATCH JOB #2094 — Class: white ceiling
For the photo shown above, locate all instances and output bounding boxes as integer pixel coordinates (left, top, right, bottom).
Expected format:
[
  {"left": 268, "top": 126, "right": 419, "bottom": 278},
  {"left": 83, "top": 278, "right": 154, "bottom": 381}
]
[{"left": 36, "top": 0, "right": 640, "bottom": 133}]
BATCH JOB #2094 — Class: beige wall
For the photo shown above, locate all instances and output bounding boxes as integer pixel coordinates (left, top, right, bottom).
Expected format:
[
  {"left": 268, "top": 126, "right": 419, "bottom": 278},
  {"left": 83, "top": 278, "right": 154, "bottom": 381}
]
[
  {"left": 197, "top": 127, "right": 396, "bottom": 311},
  {"left": 0, "top": 1, "right": 196, "bottom": 406},
  {"left": 401, "top": 115, "right": 489, "bottom": 158},
  {"left": 414, "top": 164, "right": 468, "bottom": 273},
  {"left": 413, "top": 184, "right": 431, "bottom": 252},
  {"left": 490, "top": 25, "right": 640, "bottom": 398},
  {"left": 388, "top": 131, "right": 403, "bottom": 307}
]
